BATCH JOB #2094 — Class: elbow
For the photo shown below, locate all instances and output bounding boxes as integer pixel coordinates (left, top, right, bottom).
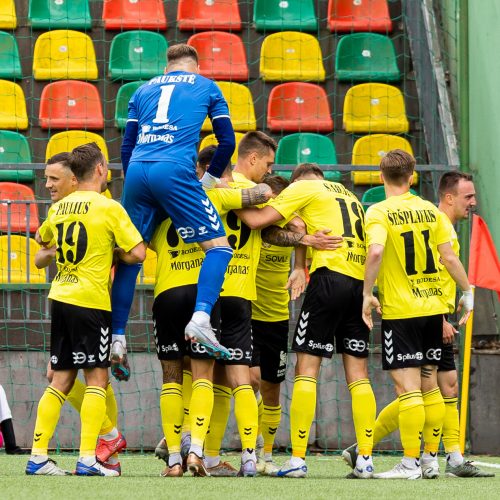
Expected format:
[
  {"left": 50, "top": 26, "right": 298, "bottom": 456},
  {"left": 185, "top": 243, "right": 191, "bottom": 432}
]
[{"left": 132, "top": 243, "right": 147, "bottom": 264}]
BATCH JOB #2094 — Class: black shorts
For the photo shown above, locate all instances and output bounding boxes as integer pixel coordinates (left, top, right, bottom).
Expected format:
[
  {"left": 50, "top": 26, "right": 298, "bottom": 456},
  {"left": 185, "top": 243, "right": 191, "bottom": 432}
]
[
  {"left": 217, "top": 296, "right": 253, "bottom": 366},
  {"left": 381, "top": 314, "right": 444, "bottom": 370},
  {"left": 438, "top": 342, "right": 456, "bottom": 372},
  {"left": 50, "top": 300, "right": 111, "bottom": 370},
  {"left": 153, "top": 285, "right": 221, "bottom": 361},
  {"left": 251, "top": 319, "right": 289, "bottom": 383},
  {"left": 291, "top": 268, "right": 369, "bottom": 359}
]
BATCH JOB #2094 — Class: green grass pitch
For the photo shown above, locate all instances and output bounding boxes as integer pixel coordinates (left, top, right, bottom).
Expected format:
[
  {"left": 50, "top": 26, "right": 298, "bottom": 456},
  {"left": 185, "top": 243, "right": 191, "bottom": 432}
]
[{"left": 3, "top": 453, "right": 499, "bottom": 499}]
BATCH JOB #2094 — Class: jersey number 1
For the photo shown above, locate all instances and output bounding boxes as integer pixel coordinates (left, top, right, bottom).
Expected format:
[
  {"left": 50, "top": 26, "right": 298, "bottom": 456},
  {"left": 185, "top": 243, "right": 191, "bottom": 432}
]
[
  {"left": 153, "top": 85, "right": 175, "bottom": 124},
  {"left": 400, "top": 229, "right": 437, "bottom": 276}
]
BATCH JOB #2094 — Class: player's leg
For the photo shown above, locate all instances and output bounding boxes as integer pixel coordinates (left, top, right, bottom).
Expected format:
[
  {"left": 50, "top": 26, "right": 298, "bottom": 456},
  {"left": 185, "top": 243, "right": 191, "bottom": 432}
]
[
  {"left": 249, "top": 365, "right": 265, "bottom": 469},
  {"left": 0, "top": 384, "right": 26, "bottom": 454},
  {"left": 181, "top": 360, "right": 193, "bottom": 459}
]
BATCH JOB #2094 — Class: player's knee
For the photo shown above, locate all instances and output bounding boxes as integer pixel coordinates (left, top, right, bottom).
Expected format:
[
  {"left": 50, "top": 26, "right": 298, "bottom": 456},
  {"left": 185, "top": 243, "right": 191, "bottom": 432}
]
[{"left": 161, "top": 360, "right": 183, "bottom": 384}]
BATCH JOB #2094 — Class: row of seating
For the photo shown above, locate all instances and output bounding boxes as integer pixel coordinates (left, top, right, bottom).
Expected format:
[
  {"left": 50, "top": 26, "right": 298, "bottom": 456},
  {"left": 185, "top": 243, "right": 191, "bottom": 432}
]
[
  {"left": 1, "top": 0, "right": 393, "bottom": 33},
  {"left": 0, "top": 79, "right": 409, "bottom": 133}
]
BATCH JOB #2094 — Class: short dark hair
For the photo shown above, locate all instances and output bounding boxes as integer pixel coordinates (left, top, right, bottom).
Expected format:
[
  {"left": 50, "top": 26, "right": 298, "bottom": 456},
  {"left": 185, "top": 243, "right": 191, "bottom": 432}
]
[
  {"left": 167, "top": 44, "right": 198, "bottom": 65},
  {"left": 290, "top": 162, "right": 324, "bottom": 182},
  {"left": 47, "top": 152, "right": 70, "bottom": 167},
  {"left": 380, "top": 149, "right": 415, "bottom": 185},
  {"left": 438, "top": 171, "right": 473, "bottom": 199},
  {"left": 197, "top": 145, "right": 217, "bottom": 170},
  {"left": 238, "top": 131, "right": 277, "bottom": 159},
  {"left": 262, "top": 174, "right": 290, "bottom": 195},
  {"left": 69, "top": 142, "right": 105, "bottom": 182}
]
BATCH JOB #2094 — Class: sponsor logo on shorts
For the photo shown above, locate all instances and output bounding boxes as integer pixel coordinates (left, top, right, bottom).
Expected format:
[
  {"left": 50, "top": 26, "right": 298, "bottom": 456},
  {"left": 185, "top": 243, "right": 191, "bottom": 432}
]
[
  {"left": 161, "top": 343, "right": 179, "bottom": 353},
  {"left": 397, "top": 352, "right": 424, "bottom": 362},
  {"left": 72, "top": 352, "right": 86, "bottom": 364},
  {"left": 198, "top": 226, "right": 208, "bottom": 236},
  {"left": 426, "top": 348, "right": 442, "bottom": 361},
  {"left": 51, "top": 355, "right": 58, "bottom": 364},
  {"left": 279, "top": 350, "right": 287, "bottom": 367},
  {"left": 295, "top": 311, "right": 309, "bottom": 346},
  {"left": 343, "top": 338, "right": 367, "bottom": 353},
  {"left": 87, "top": 354, "right": 95, "bottom": 364},
  {"left": 384, "top": 330, "right": 394, "bottom": 364},
  {"left": 191, "top": 343, "right": 208, "bottom": 354},
  {"left": 178, "top": 226, "right": 196, "bottom": 240},
  {"left": 308, "top": 340, "right": 334, "bottom": 352}
]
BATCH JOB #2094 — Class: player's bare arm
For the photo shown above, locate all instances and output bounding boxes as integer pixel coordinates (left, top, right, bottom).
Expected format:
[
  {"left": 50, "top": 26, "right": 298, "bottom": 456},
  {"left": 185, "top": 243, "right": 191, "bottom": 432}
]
[
  {"left": 114, "top": 242, "right": 147, "bottom": 265},
  {"left": 241, "top": 183, "right": 273, "bottom": 207},
  {"left": 34, "top": 246, "right": 56, "bottom": 269},
  {"left": 362, "top": 243, "right": 384, "bottom": 330},
  {"left": 443, "top": 317, "right": 458, "bottom": 344},
  {"left": 286, "top": 245, "right": 307, "bottom": 300}
]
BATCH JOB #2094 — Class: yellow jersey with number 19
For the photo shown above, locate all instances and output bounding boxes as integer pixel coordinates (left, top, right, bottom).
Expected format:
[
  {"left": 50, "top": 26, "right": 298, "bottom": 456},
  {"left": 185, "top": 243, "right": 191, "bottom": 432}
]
[
  {"left": 269, "top": 179, "right": 366, "bottom": 281},
  {"left": 38, "top": 190, "right": 142, "bottom": 311},
  {"left": 438, "top": 213, "right": 460, "bottom": 314},
  {"left": 365, "top": 192, "right": 450, "bottom": 319}
]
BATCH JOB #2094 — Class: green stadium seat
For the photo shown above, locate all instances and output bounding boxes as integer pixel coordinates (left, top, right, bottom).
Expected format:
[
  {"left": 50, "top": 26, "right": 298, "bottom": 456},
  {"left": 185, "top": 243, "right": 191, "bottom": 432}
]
[
  {"left": 28, "top": 0, "right": 92, "bottom": 29},
  {"left": 109, "top": 31, "right": 168, "bottom": 81},
  {"left": 102, "top": 0, "right": 167, "bottom": 30},
  {"left": 115, "top": 81, "right": 145, "bottom": 129},
  {"left": 362, "top": 185, "right": 417, "bottom": 206},
  {"left": 0, "top": 32, "right": 22, "bottom": 80},
  {"left": 0, "top": 131, "right": 34, "bottom": 183},
  {"left": 276, "top": 133, "right": 338, "bottom": 165},
  {"left": 335, "top": 33, "right": 400, "bottom": 82},
  {"left": 253, "top": 0, "right": 318, "bottom": 32}
]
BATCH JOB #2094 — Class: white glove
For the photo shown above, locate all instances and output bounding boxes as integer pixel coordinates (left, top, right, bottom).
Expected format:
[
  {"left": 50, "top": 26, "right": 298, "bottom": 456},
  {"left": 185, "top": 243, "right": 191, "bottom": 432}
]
[
  {"left": 459, "top": 290, "right": 474, "bottom": 312},
  {"left": 200, "top": 171, "right": 219, "bottom": 189}
]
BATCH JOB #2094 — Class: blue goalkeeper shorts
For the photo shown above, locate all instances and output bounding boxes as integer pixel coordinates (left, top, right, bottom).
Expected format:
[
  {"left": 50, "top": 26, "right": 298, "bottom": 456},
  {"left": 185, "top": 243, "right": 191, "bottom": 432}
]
[{"left": 122, "top": 160, "right": 226, "bottom": 243}]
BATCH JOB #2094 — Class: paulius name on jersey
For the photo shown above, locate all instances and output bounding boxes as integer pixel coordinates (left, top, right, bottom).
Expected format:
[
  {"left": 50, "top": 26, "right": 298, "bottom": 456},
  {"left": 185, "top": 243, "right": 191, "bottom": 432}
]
[
  {"left": 386, "top": 209, "right": 437, "bottom": 225},
  {"left": 55, "top": 201, "right": 91, "bottom": 216}
]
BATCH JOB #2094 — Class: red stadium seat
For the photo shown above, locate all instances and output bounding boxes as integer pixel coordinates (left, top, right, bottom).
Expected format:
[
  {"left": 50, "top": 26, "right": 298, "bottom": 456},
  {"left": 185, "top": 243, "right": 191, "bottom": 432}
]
[
  {"left": 0, "top": 182, "right": 39, "bottom": 234},
  {"left": 102, "top": 0, "right": 167, "bottom": 30},
  {"left": 39, "top": 81, "right": 104, "bottom": 130},
  {"left": 267, "top": 82, "right": 333, "bottom": 133},
  {"left": 177, "top": 0, "right": 241, "bottom": 31},
  {"left": 327, "top": 0, "right": 392, "bottom": 33},
  {"left": 187, "top": 32, "right": 248, "bottom": 81}
]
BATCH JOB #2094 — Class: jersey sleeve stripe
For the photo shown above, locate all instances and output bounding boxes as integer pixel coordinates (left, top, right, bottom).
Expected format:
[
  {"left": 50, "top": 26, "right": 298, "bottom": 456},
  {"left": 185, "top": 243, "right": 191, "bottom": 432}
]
[
  {"left": 126, "top": 118, "right": 138, "bottom": 122},
  {"left": 211, "top": 115, "right": 231, "bottom": 121}
]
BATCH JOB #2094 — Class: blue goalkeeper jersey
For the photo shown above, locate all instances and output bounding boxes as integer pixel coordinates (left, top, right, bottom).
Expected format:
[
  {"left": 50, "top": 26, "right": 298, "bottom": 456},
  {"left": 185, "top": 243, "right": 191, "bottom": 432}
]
[{"left": 127, "top": 71, "right": 230, "bottom": 167}]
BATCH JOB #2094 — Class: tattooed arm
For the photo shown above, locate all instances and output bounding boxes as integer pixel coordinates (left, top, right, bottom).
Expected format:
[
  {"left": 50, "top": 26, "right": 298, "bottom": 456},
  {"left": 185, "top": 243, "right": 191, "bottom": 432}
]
[{"left": 241, "top": 183, "right": 273, "bottom": 207}]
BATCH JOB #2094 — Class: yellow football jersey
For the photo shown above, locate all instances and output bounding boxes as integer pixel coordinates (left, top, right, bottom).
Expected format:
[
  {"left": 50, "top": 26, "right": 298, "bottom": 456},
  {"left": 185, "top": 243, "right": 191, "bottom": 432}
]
[
  {"left": 365, "top": 192, "right": 450, "bottom": 319},
  {"left": 39, "top": 191, "right": 142, "bottom": 311},
  {"left": 151, "top": 188, "right": 243, "bottom": 298},
  {"left": 438, "top": 213, "right": 460, "bottom": 314},
  {"left": 269, "top": 180, "right": 366, "bottom": 280}
]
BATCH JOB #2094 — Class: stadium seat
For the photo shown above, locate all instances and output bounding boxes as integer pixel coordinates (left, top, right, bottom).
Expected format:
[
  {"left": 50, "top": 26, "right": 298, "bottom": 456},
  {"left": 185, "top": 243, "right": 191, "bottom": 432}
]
[
  {"left": 0, "top": 131, "right": 34, "bottom": 183},
  {"left": 0, "top": 32, "right": 22, "bottom": 80},
  {"left": 39, "top": 81, "right": 104, "bottom": 130},
  {"left": 199, "top": 132, "right": 245, "bottom": 165},
  {"left": 109, "top": 31, "right": 167, "bottom": 81},
  {"left": 187, "top": 32, "right": 248, "bottom": 82},
  {"left": 201, "top": 82, "right": 256, "bottom": 132},
  {"left": 0, "top": 182, "right": 39, "bottom": 234},
  {"left": 0, "top": 0, "right": 16, "bottom": 29},
  {"left": 343, "top": 83, "right": 409, "bottom": 133},
  {"left": 260, "top": 32, "right": 325, "bottom": 82},
  {"left": 327, "top": 0, "right": 392, "bottom": 33},
  {"left": 0, "top": 235, "right": 46, "bottom": 283},
  {"left": 351, "top": 134, "right": 417, "bottom": 185},
  {"left": 45, "top": 131, "right": 109, "bottom": 161},
  {"left": 102, "top": 0, "right": 167, "bottom": 30},
  {"left": 115, "top": 81, "right": 145, "bottom": 129},
  {"left": 335, "top": 33, "right": 400, "bottom": 82},
  {"left": 28, "top": 0, "right": 92, "bottom": 29},
  {"left": 362, "top": 185, "right": 418, "bottom": 206},
  {"left": 267, "top": 82, "right": 333, "bottom": 133},
  {"left": 137, "top": 248, "right": 156, "bottom": 284},
  {"left": 177, "top": 0, "right": 241, "bottom": 31},
  {"left": 0, "top": 80, "right": 28, "bottom": 130},
  {"left": 276, "top": 133, "right": 337, "bottom": 165},
  {"left": 253, "top": 0, "right": 318, "bottom": 32},
  {"left": 32, "top": 30, "right": 98, "bottom": 81}
]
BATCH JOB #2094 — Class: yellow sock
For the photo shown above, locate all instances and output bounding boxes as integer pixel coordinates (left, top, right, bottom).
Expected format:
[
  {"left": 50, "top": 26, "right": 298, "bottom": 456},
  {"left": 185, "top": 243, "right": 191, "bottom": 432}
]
[
  {"left": 190, "top": 379, "right": 214, "bottom": 448},
  {"left": 442, "top": 397, "right": 461, "bottom": 453},
  {"left": 233, "top": 385, "right": 258, "bottom": 450},
  {"left": 80, "top": 386, "right": 107, "bottom": 457},
  {"left": 106, "top": 382, "right": 118, "bottom": 428},
  {"left": 422, "top": 387, "right": 445, "bottom": 454},
  {"left": 348, "top": 378, "right": 376, "bottom": 456},
  {"left": 398, "top": 390, "right": 425, "bottom": 458},
  {"left": 205, "top": 384, "right": 232, "bottom": 457},
  {"left": 160, "top": 383, "right": 183, "bottom": 455},
  {"left": 373, "top": 398, "right": 399, "bottom": 446},
  {"left": 262, "top": 404, "right": 281, "bottom": 454},
  {"left": 256, "top": 392, "right": 264, "bottom": 435},
  {"left": 182, "top": 370, "right": 193, "bottom": 434},
  {"left": 290, "top": 376, "right": 317, "bottom": 458},
  {"left": 66, "top": 378, "right": 86, "bottom": 413},
  {"left": 31, "top": 386, "right": 66, "bottom": 455}
]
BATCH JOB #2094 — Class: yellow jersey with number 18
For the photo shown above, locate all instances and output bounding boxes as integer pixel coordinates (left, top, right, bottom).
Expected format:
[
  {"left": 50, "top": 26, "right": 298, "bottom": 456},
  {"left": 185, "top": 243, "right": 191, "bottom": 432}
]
[
  {"left": 38, "top": 190, "right": 142, "bottom": 311},
  {"left": 365, "top": 192, "right": 450, "bottom": 319},
  {"left": 438, "top": 213, "right": 460, "bottom": 314}
]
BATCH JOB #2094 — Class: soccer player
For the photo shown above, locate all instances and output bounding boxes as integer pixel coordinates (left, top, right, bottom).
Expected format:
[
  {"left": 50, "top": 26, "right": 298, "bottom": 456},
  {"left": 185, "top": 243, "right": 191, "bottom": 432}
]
[
  {"left": 112, "top": 43, "right": 236, "bottom": 369},
  {"left": 26, "top": 143, "right": 145, "bottom": 476},
  {"left": 343, "top": 170, "right": 493, "bottom": 478},
  {"left": 237, "top": 162, "right": 374, "bottom": 479},
  {"left": 362, "top": 150, "right": 474, "bottom": 479},
  {"left": 36, "top": 152, "right": 127, "bottom": 474},
  {"left": 0, "top": 384, "right": 28, "bottom": 454}
]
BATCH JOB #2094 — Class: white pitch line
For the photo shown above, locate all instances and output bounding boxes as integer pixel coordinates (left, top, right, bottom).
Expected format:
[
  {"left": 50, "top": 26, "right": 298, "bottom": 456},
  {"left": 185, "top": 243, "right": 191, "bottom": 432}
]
[{"left": 471, "top": 461, "right": 500, "bottom": 469}]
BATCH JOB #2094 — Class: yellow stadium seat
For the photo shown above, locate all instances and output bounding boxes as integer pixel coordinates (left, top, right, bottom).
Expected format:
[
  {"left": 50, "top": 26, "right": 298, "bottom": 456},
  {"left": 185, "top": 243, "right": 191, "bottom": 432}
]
[
  {"left": 45, "top": 131, "right": 109, "bottom": 161},
  {"left": 201, "top": 82, "right": 256, "bottom": 132},
  {"left": 199, "top": 132, "right": 244, "bottom": 165},
  {"left": 351, "top": 134, "right": 418, "bottom": 185},
  {"left": 0, "top": 0, "right": 17, "bottom": 29},
  {"left": 137, "top": 248, "right": 157, "bottom": 285},
  {"left": 33, "top": 30, "right": 98, "bottom": 81},
  {"left": 343, "top": 83, "right": 409, "bottom": 133},
  {"left": 260, "top": 32, "right": 325, "bottom": 82},
  {"left": 0, "top": 80, "right": 28, "bottom": 130},
  {"left": 0, "top": 235, "right": 46, "bottom": 284}
]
